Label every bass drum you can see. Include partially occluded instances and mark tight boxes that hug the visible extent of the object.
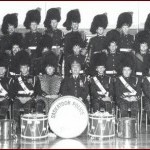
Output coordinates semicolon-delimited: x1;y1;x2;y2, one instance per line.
48;96;88;138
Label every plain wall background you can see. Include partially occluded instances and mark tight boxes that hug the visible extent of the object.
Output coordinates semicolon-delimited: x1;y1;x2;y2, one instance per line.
0;1;149;30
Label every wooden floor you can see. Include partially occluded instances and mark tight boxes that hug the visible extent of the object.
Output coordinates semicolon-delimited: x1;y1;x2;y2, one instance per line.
1;123;150;149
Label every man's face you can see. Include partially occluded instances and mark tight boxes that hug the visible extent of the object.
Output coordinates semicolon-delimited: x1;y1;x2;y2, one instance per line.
71;22;79;31
30;22;38;32
121;24;129;35
140;43;148;54
12;45;20;56
73;45;81;55
51;19;58;30
96;66;105;74
109;42;117;54
7;24;15;34
71;63;81;75
45;65;55;76
96;27;104;35
20;65;29;75
122;66;132;77
0;67;6;77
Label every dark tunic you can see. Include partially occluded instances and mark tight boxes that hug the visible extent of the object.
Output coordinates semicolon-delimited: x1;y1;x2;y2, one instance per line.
90;74;114;113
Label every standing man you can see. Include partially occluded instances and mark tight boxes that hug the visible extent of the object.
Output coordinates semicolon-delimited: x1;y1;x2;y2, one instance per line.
116;12;135;54
0;13;23;55
115;53;141;118
90;53;114;114
23;8;42;59
88;13;108;62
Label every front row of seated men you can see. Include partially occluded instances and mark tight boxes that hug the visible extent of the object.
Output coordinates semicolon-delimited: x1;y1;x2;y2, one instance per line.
0;50;150;134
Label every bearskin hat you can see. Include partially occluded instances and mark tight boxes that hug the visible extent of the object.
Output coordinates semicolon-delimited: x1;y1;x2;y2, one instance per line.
134;30;150;52
116;12;133;29
15;50;31;67
11;33;23;48
90;13;108;34
118;53;134;75
144;13;150;31
0;53;10;68
44;7;61;28
42;51;58;69
92;52;107;67
1;13;18;35
63;9;81;30
24;8;41;29
36;34;53;57
104;29;120;50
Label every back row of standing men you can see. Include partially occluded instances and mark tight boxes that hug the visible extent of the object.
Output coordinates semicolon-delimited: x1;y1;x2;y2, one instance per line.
1;8;150;133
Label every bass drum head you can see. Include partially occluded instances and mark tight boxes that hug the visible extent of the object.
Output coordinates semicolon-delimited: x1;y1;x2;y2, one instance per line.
48;96;88;138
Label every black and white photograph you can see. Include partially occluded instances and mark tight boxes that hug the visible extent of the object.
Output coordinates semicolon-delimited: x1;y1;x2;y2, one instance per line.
0;0;150;149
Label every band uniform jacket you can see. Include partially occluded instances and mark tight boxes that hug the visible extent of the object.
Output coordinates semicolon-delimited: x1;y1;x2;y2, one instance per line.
60;74;89;101
65;54;86;77
115;76;142;104
0;76;14;100
90;74;114;101
106;53;121;77
134;53;150;76
119;33;134;50
63;31;87;60
44;29;64;47
12;75;46;100
87;35;106;60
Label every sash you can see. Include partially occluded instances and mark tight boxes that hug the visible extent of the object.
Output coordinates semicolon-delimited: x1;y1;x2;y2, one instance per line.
135;53;143;62
18;77;34;95
146;76;150;83
119;76;137;96
0;83;8;96
93;76;109;97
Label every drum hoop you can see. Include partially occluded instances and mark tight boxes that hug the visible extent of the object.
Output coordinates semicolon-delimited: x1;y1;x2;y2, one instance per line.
21;118;48;121
88;133;115;138
89;115;115;119
21;135;48;139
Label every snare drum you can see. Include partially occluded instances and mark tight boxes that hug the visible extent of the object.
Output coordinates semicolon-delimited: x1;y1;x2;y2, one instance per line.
21;113;49;140
117;117;137;138
48;96;88;138
88;112;115;139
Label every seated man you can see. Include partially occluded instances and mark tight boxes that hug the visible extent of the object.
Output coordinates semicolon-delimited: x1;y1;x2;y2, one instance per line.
90;53;114;114
0;53;14;119
115;53;142;118
12;50;48;133
36;54;62;114
60;59;89;109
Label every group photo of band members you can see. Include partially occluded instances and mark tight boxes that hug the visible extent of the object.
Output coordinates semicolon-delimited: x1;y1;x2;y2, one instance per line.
1;4;150;139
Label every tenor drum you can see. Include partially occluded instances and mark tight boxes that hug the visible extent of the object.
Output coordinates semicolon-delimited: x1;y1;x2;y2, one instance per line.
21;113;49;140
0;119;16;140
88;112;115;139
117;117;137;138
48;96;88;138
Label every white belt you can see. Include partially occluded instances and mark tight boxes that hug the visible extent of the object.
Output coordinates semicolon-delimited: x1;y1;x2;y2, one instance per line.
120;48;131;52
136;72;142;76
97;91;109;97
28;46;37;50
52;46;60;49
106;71;116;75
